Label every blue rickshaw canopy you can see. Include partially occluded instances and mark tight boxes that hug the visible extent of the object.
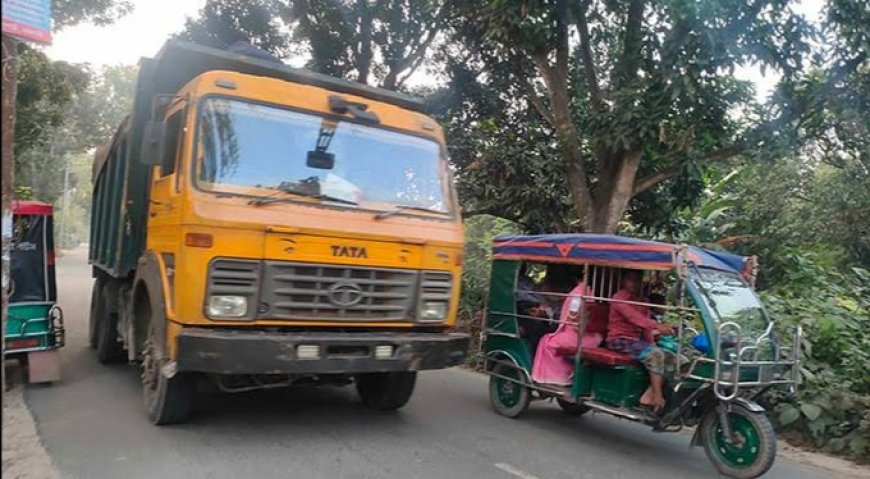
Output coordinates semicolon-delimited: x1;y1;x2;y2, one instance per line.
493;234;748;274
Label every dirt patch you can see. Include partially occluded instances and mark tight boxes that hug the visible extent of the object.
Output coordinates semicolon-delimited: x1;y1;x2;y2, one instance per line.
779;441;870;479
2;362;62;479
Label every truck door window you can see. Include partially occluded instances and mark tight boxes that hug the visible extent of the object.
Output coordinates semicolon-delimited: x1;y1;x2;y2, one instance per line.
161;111;183;177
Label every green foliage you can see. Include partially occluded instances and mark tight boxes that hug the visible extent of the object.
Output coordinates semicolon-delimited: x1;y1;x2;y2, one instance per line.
457;215;520;361
759;256;870;462
52;0;132;28
13;45;89;157
443;0;813;232
287;0;445;89
178;0;445;90
176;0;290;56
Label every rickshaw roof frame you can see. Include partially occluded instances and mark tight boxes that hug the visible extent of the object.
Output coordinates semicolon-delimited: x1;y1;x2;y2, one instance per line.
493;234;749;275
12;200;53;216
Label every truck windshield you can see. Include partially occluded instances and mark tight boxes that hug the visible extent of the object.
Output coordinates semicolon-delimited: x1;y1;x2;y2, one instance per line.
196;97;450;214
692;268;769;332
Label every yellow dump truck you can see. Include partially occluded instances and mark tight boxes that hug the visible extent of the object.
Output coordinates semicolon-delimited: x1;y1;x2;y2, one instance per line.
89;41;467;424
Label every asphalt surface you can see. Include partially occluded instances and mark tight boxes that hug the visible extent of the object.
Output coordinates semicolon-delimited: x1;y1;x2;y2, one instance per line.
23;246;838;479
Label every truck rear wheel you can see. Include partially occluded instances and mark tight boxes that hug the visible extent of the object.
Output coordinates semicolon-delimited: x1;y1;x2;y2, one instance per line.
88;279;104;349
356;372;417;411
95;283;125;363
142;323;195;425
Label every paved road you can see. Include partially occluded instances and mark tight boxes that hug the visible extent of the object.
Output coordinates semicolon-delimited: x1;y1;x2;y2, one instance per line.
24;247;838;479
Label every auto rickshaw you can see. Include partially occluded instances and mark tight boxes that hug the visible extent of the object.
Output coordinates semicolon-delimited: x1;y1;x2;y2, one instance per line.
479;234;801;479
4;200;65;383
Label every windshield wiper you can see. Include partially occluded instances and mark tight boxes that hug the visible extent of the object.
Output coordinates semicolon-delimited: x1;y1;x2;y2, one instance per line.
250;191;357;207
373;204;448;220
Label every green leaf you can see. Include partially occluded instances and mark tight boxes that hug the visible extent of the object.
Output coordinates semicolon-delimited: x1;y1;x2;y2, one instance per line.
779;406;801;426
800;403;823;421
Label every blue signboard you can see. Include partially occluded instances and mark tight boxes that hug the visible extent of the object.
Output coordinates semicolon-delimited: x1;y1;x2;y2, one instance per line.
2;0;52;44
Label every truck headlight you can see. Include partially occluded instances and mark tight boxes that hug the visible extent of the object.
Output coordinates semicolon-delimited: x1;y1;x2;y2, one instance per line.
420;301;447;322
207;295;248;318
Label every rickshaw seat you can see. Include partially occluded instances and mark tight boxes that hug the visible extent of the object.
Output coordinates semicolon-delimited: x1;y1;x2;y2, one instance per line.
581;347;637;367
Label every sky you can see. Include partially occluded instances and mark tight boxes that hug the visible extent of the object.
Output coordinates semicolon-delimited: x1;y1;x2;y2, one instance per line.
45;0;827;99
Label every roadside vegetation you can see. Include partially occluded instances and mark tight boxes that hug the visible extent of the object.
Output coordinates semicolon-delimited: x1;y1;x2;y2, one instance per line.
12;0;866;463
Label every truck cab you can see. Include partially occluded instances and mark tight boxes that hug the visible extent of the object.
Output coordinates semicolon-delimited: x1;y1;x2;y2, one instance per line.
89;41;468;424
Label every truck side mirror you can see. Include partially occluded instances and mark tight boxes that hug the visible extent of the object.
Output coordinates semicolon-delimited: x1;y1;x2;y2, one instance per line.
141;120;168;166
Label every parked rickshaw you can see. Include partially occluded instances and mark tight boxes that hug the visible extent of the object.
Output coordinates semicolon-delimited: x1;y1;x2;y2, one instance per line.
479;234;801;479
4;200;65;383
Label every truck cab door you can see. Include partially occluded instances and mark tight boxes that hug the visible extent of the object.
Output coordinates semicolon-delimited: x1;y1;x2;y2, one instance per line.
147;109;185;250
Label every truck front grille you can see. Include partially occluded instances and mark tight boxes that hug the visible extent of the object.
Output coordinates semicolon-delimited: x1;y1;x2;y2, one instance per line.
260;261;418;321
208;259;260;296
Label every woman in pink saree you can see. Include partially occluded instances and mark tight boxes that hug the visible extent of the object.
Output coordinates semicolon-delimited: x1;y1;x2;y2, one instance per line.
531;281;601;385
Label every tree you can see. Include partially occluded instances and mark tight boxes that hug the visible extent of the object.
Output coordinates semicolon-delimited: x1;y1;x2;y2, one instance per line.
13;45;89;157
178;0;446;90
445;0;812;233
14;61;136;206
53;0;133;28
286;0;446;89
176;0;290;57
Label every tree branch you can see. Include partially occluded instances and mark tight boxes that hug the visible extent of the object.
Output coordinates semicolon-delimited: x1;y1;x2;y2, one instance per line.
632;142;749;195
576;0;604;111
520;78;556;127
615;0;644;89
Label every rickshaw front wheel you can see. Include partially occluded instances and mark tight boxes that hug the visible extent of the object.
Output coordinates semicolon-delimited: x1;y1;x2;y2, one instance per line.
488;363;530;418
700;403;776;479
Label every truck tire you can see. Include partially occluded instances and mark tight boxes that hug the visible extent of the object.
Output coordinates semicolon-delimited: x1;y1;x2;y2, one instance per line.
142;322;195;425
356;372;417;411
95;283;125;363
88;279;104;349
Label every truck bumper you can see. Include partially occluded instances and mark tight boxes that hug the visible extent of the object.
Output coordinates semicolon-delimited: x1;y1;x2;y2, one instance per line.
175;328;470;375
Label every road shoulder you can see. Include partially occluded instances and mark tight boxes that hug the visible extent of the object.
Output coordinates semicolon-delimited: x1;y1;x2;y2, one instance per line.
3;362;62;479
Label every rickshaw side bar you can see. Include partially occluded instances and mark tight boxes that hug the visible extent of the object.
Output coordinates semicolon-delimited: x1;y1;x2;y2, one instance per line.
512;290;699;312
714;321;741;401
491;254;675;271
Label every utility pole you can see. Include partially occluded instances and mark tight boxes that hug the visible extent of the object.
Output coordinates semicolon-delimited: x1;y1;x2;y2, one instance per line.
59;153;70;247
2;34;19;396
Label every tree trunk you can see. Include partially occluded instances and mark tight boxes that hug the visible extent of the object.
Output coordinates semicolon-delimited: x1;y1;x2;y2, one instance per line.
355;0;373;85
589;149;643;233
532;53;594;230
2;34;19;404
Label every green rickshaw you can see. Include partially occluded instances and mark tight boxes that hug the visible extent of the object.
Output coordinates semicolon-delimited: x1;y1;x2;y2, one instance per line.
4;200;65;383
479;234;801;479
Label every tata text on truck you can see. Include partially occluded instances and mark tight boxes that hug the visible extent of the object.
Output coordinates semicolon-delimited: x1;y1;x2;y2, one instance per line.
89;41;468;424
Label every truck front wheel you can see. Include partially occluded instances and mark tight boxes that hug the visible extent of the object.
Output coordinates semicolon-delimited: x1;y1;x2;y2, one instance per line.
355;372;417;411
142;323;195;425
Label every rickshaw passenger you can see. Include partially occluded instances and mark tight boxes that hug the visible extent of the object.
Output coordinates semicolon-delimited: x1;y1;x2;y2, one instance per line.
531;279;602;386
516;299;552;355
606;271;674;412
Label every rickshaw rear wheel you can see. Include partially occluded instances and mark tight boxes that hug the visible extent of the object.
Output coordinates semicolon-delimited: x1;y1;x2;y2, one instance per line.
557;398;589;416
488;363;530;418
701;404;776;479
355;371;417;411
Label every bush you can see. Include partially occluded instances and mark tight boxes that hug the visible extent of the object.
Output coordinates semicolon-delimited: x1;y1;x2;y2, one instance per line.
456;215;520;364
760;253;870;462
